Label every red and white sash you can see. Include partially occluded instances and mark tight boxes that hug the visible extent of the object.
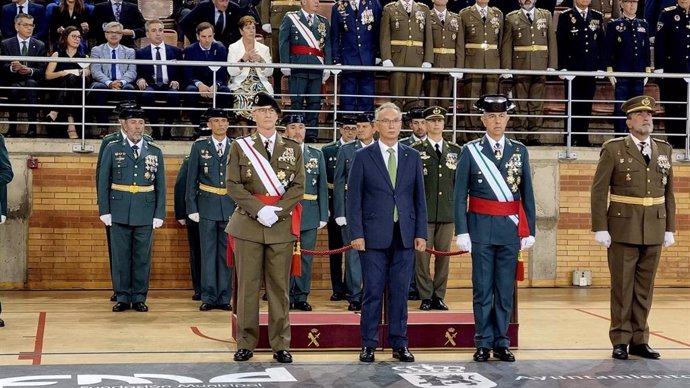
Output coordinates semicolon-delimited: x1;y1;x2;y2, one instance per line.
287;12;325;64
237;137;286;196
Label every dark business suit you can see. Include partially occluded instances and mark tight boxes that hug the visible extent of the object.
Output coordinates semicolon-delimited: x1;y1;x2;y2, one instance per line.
346;141;428;349
179;0;245;48
91;0;145;47
174;156;202;298
182;41;232;126
1;2;47;42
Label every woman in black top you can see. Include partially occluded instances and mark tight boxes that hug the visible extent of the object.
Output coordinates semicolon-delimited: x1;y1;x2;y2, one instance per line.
49;0;90;51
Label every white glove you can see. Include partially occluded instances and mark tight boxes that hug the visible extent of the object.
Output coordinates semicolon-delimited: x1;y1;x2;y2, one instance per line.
322;69;331;83
375;57;382;65
653;69;663;74
153;218;164;229
0;215;5;224
663;232;675;248
262;23;272;34
450;72;464;79
382;59;394;67
177;219;186;226
595;70;605;79
257;205;282;228
318;221;327;229
456;233;471;253
335;216;347;226
558;69;567;80
546;67;556;72
421;62;432;68
500;73;513;79
608;76;616;86
594;231;612;248
643;77;648;86
281;68;291;76
100;214;112;226
520;235;535;250
188;212;200;223
649;36;655;45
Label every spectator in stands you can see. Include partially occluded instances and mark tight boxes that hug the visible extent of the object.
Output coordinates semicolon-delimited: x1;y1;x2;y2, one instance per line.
645;0;674;38
183;22;231;133
135;19;183;140
1;1;47;42
89;21;136;138
49;0;90;51
0;13;46;138
227;15;273;131
172;0;202;44
44;26;89;139
91;0;145;48
180;0;246;48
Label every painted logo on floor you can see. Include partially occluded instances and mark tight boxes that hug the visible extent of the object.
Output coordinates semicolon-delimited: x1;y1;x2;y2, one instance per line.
394;365;497;387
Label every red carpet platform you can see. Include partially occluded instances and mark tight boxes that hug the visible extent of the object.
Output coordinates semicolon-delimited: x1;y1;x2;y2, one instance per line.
231;311;518;350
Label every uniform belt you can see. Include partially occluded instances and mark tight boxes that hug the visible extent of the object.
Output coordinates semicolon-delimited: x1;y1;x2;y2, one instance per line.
609;194;665;207
327;183;334;189
433;48;456;54
465;43;498;50
513;45;548;52
111;184;154;193
199;183;227;195
271;0;298;6
390;39;423;47
290;45;324;58
303;194;318;200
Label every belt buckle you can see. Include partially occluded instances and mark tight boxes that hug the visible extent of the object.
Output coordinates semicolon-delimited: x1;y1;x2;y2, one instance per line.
481;42;489;50
407;40;413;47
642;197;653;206
129;186;138;194
531;45;537;52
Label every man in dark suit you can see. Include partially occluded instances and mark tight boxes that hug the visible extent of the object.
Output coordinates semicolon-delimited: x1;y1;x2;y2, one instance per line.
182;22;231;131
179;0;246;48
135;19;184;140
454;94;536;362
174;155;202;301
0;13;46;138
347;102;428;363
1;0;47;42
0;133;13;328
91;0;145;47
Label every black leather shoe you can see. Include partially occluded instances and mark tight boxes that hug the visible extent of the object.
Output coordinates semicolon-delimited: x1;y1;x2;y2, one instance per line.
493;347;516;362
192;293;201;301
199;303;213;311
330;292;344;301
348;301;361;311
110;293;117;302
629;344;660;359
273;349;293;363
112;302;130;312
0;318;4;327
132;302;148;312
612;344;628;360
359;347;375;362
217;304;232;311
419;299;432;310
233;348;253;361
473;347;491;362
392;347;415;362
431;298;449;310
293;301;312;311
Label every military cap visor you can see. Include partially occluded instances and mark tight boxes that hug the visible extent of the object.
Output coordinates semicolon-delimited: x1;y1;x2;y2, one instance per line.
281;114;305;125
252;92;281;113
407;107;427;120
356;112;375;123
622;96;655;114
121;108;146;120
338;114;358;125
204;108;229;119
424;106;447;120
475;94;516;112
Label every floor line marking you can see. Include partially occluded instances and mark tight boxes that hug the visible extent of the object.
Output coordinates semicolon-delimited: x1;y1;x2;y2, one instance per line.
190;326;236;344
17;311;46;365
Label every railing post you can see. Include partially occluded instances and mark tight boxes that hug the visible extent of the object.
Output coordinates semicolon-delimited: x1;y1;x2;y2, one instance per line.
331;67;341;142
682;77;690;162
559;75;577;160
450;72;463;144
209;65;221;108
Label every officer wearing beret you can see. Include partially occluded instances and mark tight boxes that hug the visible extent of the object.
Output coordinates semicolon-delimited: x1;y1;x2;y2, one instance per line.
454;95;536;362
98;108;166;313
0;133;13;328
226;92;304;363
400;107;428;147
174;155;202;301
411;106;461;311
282;114;328;311
591;95;676;360
186;108;236;311
320;114;358;302
606;0;651;135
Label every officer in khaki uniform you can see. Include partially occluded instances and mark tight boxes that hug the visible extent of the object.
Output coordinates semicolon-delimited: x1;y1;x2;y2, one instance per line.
380;0;434;110
424;0;462;109
261;0;301;66
457;0;504;131
591;96;676;361
501;0;557;145
411;106;461;311
226;92;305;364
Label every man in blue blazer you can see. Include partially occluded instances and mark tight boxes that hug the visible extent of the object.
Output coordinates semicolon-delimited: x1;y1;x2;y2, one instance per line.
1;0;47;42
179;0;246;48
135;19;184;140
454;94;536;363
91;0;145;47
346;102;428;363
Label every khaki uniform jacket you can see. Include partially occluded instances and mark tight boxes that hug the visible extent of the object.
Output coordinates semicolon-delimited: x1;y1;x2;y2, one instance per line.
411;139;462;223
591;137;676;245
261;0;301;29
457;5;503;69
225;133;305;244
428;8;462;68
501;8;557;70
380;0;434;66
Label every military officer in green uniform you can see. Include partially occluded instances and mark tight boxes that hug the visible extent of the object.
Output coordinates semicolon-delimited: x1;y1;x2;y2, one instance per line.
174;156;202;301
283;114;328;311
322;114;358;302
226;92;305;364
186;108;236;311
97;108;166;313
380;0;434;110
0;133;13;328
411;106;461;311
591;95;676;361
425;0;462;109
400;107;428;146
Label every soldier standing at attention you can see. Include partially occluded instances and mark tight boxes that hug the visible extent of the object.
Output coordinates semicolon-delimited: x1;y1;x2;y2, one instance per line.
283;114;328;311
411;106;461;311
279;0;332;142
261;0;301;84
0;133;13;328
591;96;675;361
380;0;434;110
174;156;202;301
227;92;304;363
98;108;166;313
186;108;236;312
457;0;504;133
425;0;461;110
321;114;358;302
501;0;557;145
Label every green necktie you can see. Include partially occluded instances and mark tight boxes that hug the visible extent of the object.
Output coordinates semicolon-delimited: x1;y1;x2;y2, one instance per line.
387;148;398;222
21;41;28;56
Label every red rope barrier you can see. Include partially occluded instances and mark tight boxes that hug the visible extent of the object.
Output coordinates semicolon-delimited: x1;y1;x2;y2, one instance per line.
300;245;467;257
